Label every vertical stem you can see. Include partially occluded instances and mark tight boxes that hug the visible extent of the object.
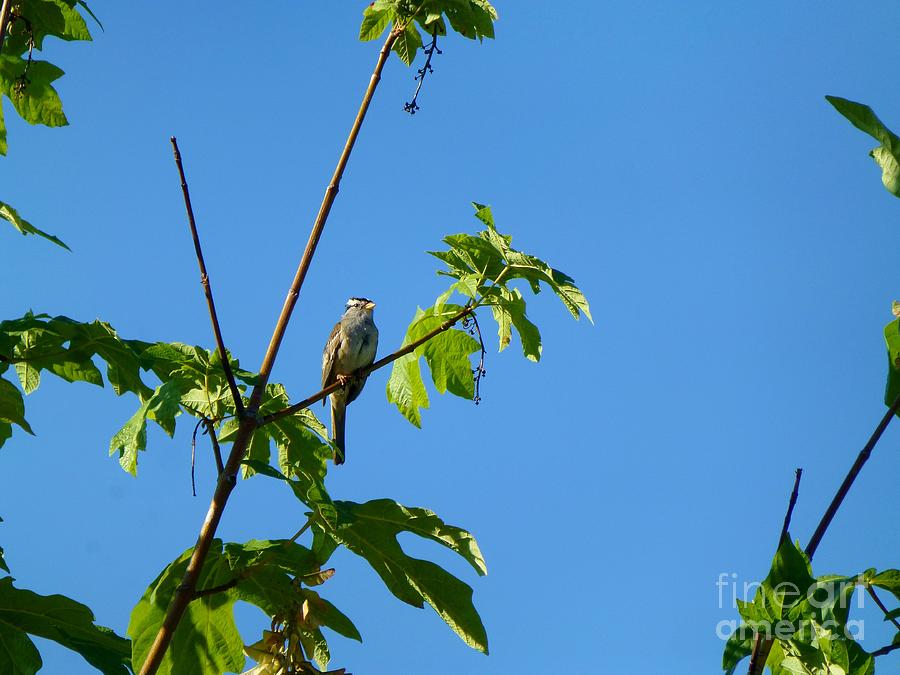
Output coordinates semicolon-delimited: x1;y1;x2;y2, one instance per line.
138;29;400;675
0;0;13;56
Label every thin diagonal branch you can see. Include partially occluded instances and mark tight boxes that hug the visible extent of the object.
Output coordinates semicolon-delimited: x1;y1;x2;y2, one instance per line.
0;0;12;55
170;137;245;420
749;392;900;675
805;389;900;559
866;585;900;633
138;29;401;675
262;304;474;426
871;643;900;658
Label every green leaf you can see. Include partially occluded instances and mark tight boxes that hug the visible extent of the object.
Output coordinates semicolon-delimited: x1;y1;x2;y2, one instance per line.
109;381;183;475
870;569;900;601
386;351;429;427
392;21;423;65
487;287;542;361
721;627;753;674
128;541;243;675
407;305;480;399
0;56;68;127
0;376;33;439
0;200;69;249
18;0;93;48
0;577;132;675
826;95;900;198
883;318;900;414
316;499;488;653
14;363;40;395
359;5;393;41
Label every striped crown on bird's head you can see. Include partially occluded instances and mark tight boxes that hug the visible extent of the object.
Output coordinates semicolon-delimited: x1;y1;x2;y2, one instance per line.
345;297;376;311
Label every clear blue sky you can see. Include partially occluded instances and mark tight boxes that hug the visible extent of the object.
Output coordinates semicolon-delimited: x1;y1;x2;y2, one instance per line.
2;2;899;673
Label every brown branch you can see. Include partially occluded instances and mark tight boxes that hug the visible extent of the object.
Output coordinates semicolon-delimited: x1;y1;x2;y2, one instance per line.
866;585;900;633
262;304;474;426
805;389;900;559
170;137;245;420
204;418;225;476
138;30;400;675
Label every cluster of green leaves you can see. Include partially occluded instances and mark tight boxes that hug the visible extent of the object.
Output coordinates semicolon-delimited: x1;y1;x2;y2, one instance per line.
0;312;151;450
387;202;591;426
828;97;900;416
359;0;498;65
722;536;900;675
128;498;486;674
0;543;132;674
1;0;98;247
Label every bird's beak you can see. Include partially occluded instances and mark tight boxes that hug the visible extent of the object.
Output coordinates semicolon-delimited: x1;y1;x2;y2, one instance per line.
365;300;376;310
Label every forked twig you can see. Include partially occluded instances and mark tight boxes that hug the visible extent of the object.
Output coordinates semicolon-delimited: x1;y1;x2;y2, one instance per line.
170;137;245;420
139;29;403;675
749;392;900;674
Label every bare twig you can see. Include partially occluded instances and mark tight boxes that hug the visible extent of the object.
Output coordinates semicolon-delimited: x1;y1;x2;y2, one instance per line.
805;390;900;559
0;0;12;55
170;137;245;420
262;304;474;426
747;469;804;675
779;468;802;543
138;30;401;675
866;585;900;633
749;392;900;674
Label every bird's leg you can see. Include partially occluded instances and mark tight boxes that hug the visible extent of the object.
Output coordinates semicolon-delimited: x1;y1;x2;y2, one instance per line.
336;373;353;388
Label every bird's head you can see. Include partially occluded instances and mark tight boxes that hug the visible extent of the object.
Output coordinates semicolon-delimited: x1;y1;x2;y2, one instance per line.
345;297;376;312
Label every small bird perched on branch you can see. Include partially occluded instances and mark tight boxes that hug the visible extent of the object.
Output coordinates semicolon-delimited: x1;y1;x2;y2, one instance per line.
321;297;378;464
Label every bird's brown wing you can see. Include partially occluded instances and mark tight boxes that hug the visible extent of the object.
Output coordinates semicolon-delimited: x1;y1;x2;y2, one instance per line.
321;320;342;391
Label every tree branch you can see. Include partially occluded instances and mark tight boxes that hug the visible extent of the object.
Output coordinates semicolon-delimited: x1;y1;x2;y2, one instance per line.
871;643;900;658
866;585;900;633
170;137;245;420
805;390;900;559
261;304;474;426
748;391;900;675
138;30;401;675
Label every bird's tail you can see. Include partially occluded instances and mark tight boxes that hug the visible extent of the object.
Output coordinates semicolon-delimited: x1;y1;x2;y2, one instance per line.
331;399;346;465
